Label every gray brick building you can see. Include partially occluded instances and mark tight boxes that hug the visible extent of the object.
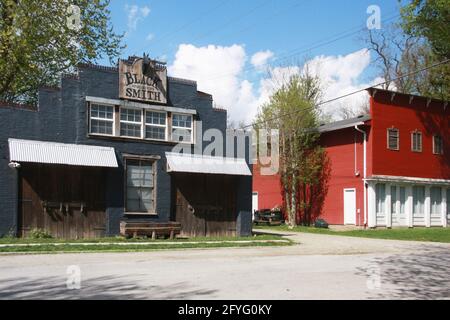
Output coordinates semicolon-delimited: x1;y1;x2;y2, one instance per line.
0;56;252;238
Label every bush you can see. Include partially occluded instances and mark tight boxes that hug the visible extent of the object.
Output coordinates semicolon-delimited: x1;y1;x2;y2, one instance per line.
28;228;53;239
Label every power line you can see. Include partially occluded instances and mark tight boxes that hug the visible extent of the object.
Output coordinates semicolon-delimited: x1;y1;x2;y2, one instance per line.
205;12;400;81
242;58;450;129
190;0;273;43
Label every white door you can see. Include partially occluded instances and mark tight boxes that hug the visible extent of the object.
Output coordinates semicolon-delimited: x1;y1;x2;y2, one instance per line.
252;192;258;219
344;189;356;225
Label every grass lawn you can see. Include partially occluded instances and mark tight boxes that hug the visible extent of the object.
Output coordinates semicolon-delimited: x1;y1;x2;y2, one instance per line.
255;224;450;243
0;234;292;253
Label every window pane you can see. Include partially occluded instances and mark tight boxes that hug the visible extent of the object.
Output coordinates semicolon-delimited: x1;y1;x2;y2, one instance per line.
412;132;422;152
91;104;113;119
91;119;113;135
376;184;386;214
146;126;166;140
430;187;442;214
173;114;192;128
447;189;450;215
172;128;192;143
121;108;141;122
388;129;398;150
434;136;443;154
391;186;397;214
399;187;406;214
121;123;141;137
146;111;166;125
413;186;425;215
126;161;154;212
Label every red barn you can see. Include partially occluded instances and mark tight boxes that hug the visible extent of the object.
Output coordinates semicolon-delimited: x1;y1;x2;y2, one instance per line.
252;88;450;228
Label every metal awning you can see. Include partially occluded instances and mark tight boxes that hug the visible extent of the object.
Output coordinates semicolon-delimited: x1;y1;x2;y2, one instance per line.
8;138;118;168
165;152;251;176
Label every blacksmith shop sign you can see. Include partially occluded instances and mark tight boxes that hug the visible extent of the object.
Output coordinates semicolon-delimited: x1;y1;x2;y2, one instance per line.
119;56;168;104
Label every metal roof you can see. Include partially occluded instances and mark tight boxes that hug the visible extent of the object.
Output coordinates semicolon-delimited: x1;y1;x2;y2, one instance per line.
317;114;371;133
8;139;118;168
165;152;251;176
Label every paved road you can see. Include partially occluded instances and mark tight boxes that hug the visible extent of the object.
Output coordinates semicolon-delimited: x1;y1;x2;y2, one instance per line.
0;231;449;299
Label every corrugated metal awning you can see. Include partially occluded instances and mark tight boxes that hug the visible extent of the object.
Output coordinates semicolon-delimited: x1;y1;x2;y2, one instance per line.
8;139;118;168
165;152;251;176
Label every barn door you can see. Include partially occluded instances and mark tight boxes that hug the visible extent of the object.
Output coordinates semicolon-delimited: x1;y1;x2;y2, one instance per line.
343;189;356;225
173;173;237;237
19;164;107;239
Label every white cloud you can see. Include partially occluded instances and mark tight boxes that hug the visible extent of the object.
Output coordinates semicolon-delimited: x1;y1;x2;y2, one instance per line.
125;4;151;31
250;50;274;69
169;44;253;122
169;44;377;124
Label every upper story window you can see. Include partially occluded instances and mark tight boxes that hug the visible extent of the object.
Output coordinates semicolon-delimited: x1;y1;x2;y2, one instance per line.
88;101;194;144
387;128;399;150
172;113;193;143
120;108;142;138
411;131;422;152
145;111;167;141
90;104;114;135
433;135;443;155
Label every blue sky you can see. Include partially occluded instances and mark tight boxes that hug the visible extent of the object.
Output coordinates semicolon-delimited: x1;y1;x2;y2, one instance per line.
103;0;406;123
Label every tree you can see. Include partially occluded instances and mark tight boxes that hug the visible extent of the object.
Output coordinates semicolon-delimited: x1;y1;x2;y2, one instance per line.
364;21;450;100
0;0;124;104
255;70;330;227
401;0;450;59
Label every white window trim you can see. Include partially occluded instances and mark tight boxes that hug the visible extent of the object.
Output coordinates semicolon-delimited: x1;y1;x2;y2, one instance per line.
387;128;399;151
411;131;422;152
89;102;115;137
433;135;443;155
120;107;144;139
172;113;194;144
144;110;168;142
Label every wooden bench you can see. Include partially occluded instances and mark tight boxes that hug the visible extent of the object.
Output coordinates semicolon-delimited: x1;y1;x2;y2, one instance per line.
120;221;181;239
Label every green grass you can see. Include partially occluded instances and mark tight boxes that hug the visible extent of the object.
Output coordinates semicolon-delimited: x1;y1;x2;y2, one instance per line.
255;224;450;243
0;234;292;253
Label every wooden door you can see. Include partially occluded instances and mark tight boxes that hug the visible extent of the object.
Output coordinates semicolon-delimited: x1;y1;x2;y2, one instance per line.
173;173;237;237
19;164;107;239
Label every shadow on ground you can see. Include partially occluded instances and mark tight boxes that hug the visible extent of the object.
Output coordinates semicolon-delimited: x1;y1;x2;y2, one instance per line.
0;275;217;300
357;245;450;299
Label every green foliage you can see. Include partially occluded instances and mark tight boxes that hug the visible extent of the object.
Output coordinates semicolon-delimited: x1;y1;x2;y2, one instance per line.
28;228;53;239
401;0;450;59
0;0;124;104
255;69;329;227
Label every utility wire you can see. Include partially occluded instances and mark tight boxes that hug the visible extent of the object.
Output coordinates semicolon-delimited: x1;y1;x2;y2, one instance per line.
205;12;400;81
241;58;450;129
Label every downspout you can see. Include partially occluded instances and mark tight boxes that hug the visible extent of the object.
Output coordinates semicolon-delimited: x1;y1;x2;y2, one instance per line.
354;125;367;227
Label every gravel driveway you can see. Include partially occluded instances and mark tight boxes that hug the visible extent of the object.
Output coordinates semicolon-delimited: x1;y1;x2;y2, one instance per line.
0;231;449;300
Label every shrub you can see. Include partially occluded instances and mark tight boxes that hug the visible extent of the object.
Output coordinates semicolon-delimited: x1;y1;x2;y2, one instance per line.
28;228;53;239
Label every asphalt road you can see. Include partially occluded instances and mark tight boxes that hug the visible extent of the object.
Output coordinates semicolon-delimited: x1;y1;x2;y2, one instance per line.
0;231;449;299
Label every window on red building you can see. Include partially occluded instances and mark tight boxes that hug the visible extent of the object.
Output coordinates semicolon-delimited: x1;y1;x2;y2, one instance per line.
433;135;443;155
387;128;399;150
411;131;422;152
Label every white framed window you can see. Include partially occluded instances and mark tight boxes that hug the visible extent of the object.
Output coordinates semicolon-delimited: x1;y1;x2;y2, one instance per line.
375;183;386;214
391;185;397;214
411;131;422;152
120;108;142;138
145;111;167;141
172;113;193;143
125;158;156;214
399;186;406;214
413;186;425;215
430;187;442;215
387;128;399;150
433;135;443;155
90;103;114;135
